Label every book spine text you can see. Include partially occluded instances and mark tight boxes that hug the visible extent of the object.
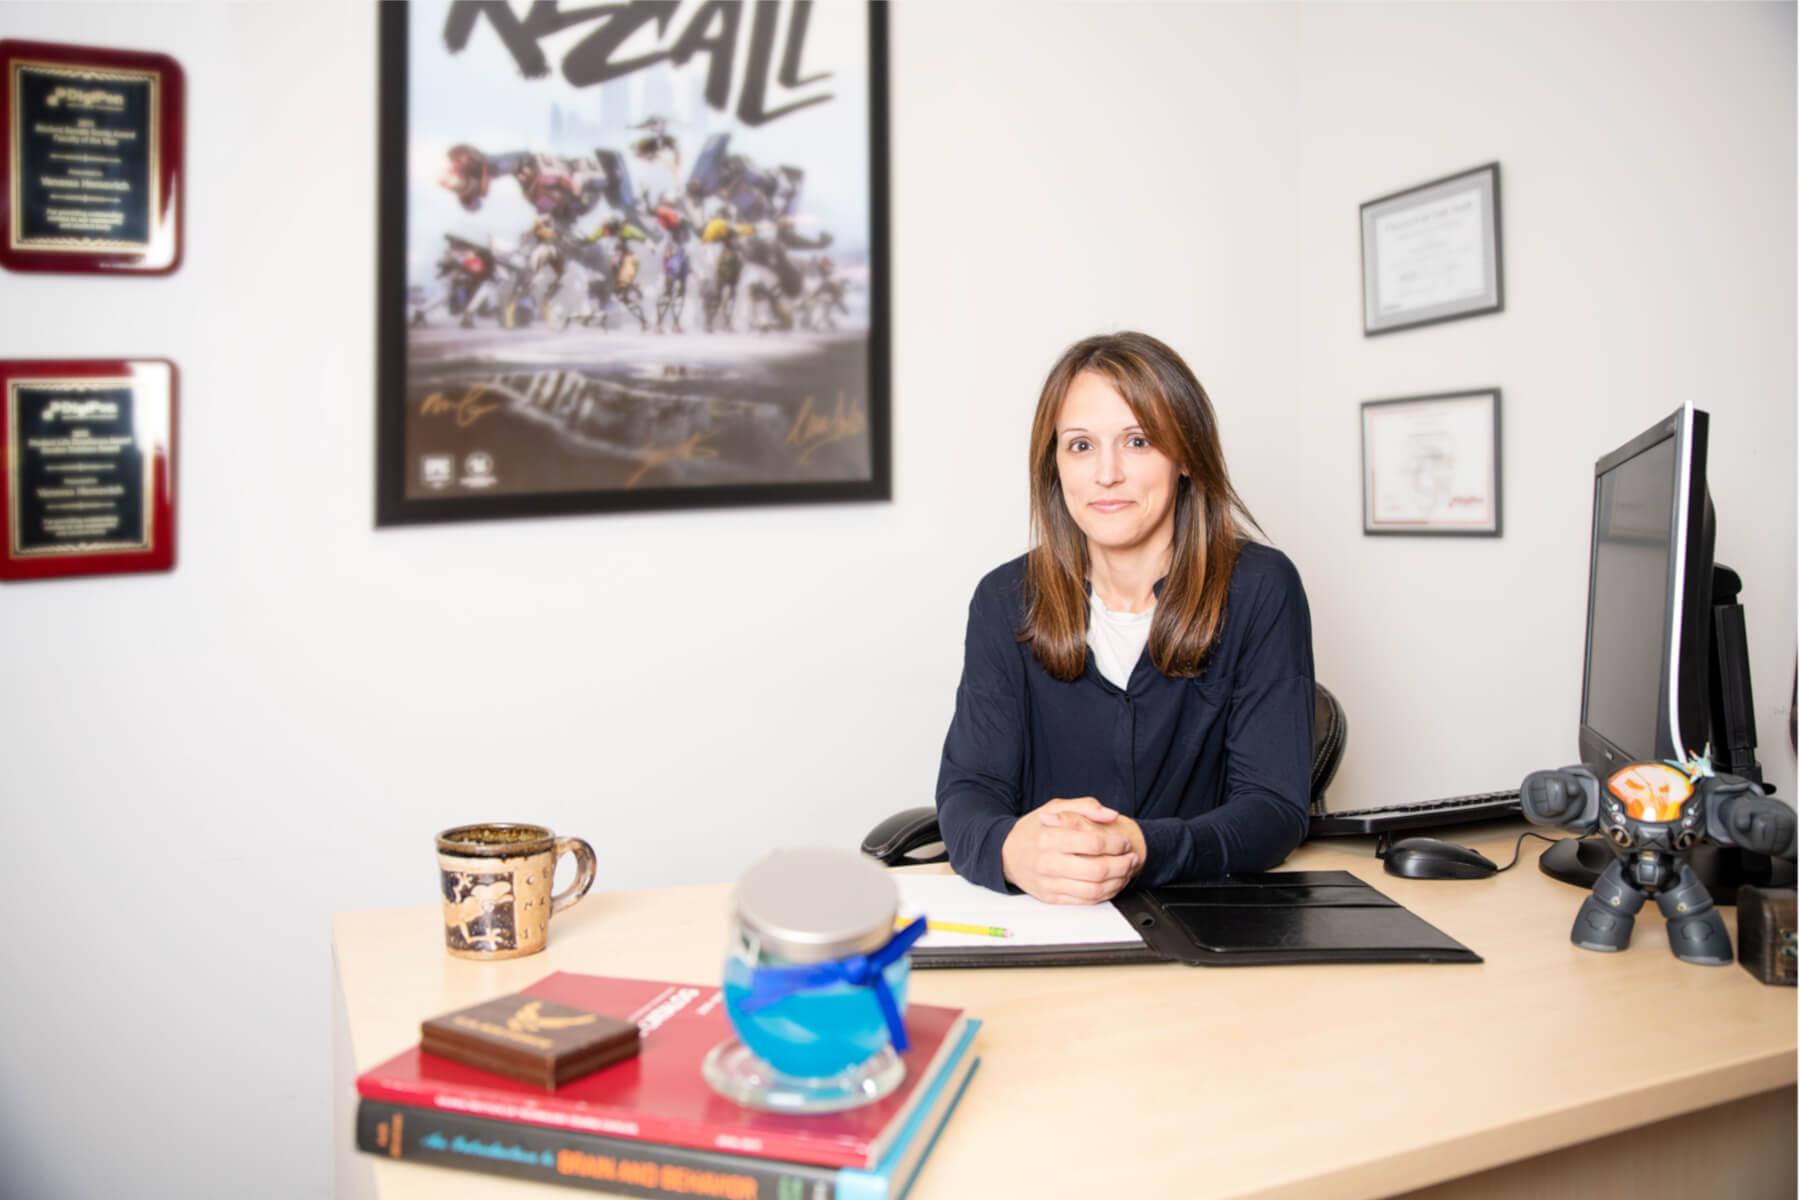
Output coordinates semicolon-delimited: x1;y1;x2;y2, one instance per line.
354;1077;868;1169
356;1099;841;1200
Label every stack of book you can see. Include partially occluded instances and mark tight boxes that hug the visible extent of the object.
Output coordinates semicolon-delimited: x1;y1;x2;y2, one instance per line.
355;971;980;1200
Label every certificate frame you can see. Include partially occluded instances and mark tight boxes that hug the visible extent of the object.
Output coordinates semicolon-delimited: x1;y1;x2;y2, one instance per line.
1360;389;1501;538
1360;162;1502;336
0;39;185;275
374;1;891;527
0;358;178;580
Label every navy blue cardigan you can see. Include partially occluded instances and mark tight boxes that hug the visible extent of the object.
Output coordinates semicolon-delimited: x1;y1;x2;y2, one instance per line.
934;542;1315;893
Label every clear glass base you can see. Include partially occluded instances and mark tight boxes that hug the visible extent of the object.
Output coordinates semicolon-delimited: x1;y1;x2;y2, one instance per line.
701;1038;905;1113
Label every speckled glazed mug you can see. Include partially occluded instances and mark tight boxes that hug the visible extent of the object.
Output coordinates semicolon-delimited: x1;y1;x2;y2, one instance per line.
436;823;597;961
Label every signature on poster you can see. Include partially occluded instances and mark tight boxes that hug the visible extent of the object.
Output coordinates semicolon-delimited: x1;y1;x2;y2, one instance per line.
421;388;502;428
628;429;720;488
785;392;865;464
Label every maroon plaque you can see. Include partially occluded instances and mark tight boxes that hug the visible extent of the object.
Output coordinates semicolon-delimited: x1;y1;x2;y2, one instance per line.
0;40;184;274
0;359;177;581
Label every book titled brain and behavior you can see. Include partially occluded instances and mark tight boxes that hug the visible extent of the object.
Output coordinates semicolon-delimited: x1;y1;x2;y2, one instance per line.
355;971;971;1172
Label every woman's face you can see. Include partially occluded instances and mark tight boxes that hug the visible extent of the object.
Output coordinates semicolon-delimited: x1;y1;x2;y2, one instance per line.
1054;371;1182;559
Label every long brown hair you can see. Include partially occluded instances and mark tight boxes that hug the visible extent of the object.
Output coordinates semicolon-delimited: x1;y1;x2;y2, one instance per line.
1022;331;1260;682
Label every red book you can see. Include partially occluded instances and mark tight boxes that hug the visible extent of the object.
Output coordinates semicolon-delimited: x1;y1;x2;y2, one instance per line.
356;972;969;1171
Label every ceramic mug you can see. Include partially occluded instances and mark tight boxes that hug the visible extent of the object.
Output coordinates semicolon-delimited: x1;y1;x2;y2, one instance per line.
436;823;597;960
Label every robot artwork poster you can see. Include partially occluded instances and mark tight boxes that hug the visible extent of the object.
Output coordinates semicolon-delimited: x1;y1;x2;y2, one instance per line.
375;1;887;523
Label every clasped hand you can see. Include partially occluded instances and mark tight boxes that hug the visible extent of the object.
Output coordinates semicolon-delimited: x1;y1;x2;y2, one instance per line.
1001;796;1146;905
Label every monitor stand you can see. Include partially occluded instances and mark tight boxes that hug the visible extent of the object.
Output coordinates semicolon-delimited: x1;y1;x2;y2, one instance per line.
1539;837;1796;907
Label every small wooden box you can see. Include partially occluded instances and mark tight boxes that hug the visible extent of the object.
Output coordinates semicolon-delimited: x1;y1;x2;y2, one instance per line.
1736;886;1797;987
421;992;639;1089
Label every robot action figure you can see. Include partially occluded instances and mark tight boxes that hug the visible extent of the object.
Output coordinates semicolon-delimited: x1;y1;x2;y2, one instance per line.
1521;760;1797;964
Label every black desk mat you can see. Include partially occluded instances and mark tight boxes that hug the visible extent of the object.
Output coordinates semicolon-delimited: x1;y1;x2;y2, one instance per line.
1115;870;1481;965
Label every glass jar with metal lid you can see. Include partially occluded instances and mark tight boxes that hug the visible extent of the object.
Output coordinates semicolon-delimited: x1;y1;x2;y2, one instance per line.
702;847;926;1112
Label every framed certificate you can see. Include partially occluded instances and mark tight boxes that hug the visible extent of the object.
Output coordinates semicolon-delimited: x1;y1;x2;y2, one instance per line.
1360;163;1502;336
1361;389;1502;537
375;1;890;526
0;359;177;580
0;39;185;275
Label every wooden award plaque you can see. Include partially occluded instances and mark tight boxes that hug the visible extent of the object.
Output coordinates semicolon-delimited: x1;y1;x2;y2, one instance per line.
0;359;177;581
0;39;184;274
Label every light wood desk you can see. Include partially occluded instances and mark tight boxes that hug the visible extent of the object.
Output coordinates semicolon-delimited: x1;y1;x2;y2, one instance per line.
334;825;1796;1200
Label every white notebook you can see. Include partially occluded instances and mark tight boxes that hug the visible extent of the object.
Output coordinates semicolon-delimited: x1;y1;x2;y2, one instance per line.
896;873;1142;950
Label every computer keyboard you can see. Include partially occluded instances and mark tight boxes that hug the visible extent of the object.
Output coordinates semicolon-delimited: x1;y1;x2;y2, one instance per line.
1308;789;1524;838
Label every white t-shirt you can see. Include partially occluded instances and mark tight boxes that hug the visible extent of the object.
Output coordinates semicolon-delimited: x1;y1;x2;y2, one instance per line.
1089;591;1154;690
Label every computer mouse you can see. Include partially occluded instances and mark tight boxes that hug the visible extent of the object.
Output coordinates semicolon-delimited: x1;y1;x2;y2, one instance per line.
1383;837;1499;880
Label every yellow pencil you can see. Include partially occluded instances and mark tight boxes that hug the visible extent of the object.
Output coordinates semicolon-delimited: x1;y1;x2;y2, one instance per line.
899;917;1013;938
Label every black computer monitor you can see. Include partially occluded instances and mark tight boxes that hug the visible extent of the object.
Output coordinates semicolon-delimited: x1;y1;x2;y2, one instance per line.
1544;404;1786;901
1577;404;1714;775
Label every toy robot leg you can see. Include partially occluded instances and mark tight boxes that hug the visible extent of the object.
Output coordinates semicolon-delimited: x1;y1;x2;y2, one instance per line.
1656;865;1733;966
1570;860;1645;952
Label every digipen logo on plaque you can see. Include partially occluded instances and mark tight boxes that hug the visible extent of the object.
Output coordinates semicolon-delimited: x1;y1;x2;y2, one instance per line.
0;359;177;582
420;453;453;490
0;39;185;275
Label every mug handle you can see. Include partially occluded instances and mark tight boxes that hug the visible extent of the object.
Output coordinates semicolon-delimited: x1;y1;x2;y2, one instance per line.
550;836;597;916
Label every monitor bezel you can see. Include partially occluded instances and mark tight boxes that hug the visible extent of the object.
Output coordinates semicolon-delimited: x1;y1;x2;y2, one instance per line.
1577;405;1712;777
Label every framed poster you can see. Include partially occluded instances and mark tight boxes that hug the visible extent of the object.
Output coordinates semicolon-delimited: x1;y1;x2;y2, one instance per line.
1360;162;1502;336
375;1;890;526
1360;389;1501;537
0;39;184;275
0;358;177;581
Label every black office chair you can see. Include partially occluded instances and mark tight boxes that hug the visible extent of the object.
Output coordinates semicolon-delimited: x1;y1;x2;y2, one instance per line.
861;682;1349;866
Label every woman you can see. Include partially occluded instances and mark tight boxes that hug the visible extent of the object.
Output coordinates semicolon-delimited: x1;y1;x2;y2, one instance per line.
936;331;1314;903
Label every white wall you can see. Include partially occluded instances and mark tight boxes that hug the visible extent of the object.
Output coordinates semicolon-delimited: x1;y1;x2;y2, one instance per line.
0;4;1791;1199
0;4;1302;1198
1293;1;1797;809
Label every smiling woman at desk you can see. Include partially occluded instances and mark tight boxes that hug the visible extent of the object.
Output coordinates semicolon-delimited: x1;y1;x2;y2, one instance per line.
937;331;1314;905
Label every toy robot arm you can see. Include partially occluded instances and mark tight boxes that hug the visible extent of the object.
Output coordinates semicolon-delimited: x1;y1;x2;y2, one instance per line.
1520;766;1601;833
1702;776;1798;860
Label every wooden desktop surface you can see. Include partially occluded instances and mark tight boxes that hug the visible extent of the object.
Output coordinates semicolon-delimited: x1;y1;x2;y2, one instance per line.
333;824;1796;1200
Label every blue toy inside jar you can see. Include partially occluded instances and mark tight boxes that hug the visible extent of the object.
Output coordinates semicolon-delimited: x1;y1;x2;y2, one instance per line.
723;943;914;1078
704;847;927;1111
